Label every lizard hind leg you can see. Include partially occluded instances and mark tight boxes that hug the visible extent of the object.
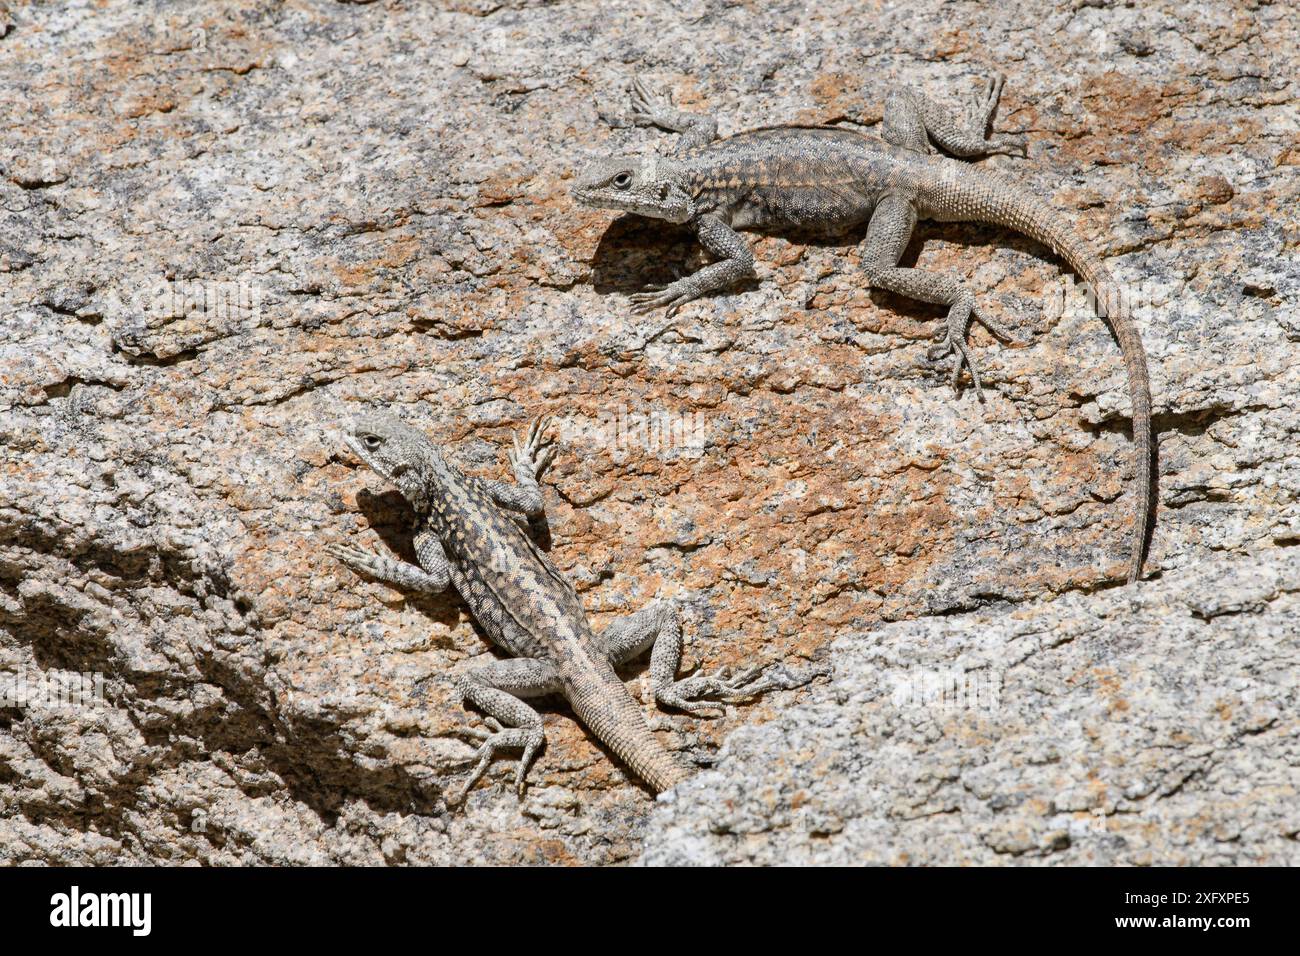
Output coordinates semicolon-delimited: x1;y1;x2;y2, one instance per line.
881;88;931;153
603;599;806;717
451;658;560;801
861;194;1019;402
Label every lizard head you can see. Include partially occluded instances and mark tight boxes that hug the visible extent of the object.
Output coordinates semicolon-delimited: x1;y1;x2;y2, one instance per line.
572;156;695;224
344;412;440;508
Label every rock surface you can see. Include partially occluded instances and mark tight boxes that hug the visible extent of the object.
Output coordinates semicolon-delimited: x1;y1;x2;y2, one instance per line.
643;551;1300;865
0;1;1296;865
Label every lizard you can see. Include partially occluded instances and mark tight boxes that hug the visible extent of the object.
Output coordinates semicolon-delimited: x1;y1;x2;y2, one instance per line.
572;74;1154;584
327;411;807;799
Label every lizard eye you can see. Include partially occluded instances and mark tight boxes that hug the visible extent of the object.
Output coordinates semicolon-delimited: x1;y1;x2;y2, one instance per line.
612;172;632;190
361;434;382;450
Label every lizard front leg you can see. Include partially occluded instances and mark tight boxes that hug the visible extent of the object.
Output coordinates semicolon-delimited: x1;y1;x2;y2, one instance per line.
328;527;451;593
627;76;718;153
603;600;807;717
481;415;555;519
451;657;560;801
861;194;1019;401
883;73;1026;158
628;214;754;316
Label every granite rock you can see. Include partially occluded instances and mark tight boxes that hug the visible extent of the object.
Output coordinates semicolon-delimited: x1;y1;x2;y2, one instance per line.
0;0;1296;865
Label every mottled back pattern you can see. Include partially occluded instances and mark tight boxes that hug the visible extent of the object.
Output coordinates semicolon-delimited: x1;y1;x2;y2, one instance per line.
427;465;594;656
680;126;911;229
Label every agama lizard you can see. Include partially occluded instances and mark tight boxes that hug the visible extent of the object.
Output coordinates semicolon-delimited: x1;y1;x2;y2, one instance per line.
328;412;804;798
573;75;1154;583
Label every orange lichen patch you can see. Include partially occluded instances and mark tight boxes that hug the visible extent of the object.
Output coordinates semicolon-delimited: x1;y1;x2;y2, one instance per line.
378;235;420;269
757;235;806;268
1081;74;1193;135
120;93;178;118
474;166;525;208
1164;116;1264;156
801;71;870;125
669;75;708;111
932;29;969;60
325;259;370;290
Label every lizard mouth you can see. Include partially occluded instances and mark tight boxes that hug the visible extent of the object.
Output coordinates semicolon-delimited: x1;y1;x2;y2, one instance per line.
571;185;612;209
572;187;667;220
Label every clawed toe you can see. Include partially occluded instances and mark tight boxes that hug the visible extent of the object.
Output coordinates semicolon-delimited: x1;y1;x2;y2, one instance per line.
328;543;380;575
658;660;803;715
658;692;726;718
987;74;1005;104
951;341;985;401
629;287;690;315
454;720;544;801
629;76;669;125
929;331;985;402
991;134;1028;158
728;662;822;696
973;307;1018;344
511;415;556;477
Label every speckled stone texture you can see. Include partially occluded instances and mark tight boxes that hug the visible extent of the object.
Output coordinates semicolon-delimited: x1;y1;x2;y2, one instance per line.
642;551;1300;865
1;0;1296;865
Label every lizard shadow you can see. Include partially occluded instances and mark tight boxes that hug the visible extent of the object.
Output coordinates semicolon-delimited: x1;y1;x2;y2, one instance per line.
590;215;1050;327
354;488;463;632
589;214;761;301
795;221;1044;312
897;220;1152;403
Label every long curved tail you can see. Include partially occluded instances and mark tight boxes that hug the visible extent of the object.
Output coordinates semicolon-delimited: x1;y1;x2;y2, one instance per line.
931;163;1154;582
566;664;692;793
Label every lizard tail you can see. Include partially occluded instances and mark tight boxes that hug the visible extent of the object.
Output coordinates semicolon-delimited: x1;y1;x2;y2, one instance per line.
565;664;693;793
931;163;1155;583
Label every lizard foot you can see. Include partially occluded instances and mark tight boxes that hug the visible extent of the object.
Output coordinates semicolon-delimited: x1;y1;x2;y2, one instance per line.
629;75;672;127
987;133;1028;158
327;542;385;576
629;282;695;316
728;661;828;696
451;718;545;802
927;296;1021;402
656;662;802;717
510;414;556;480
966;74;1027;157
966;73;1004;130
327;543;422;588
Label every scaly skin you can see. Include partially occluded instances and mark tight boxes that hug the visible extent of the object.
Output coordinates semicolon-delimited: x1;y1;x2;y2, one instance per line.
573;74;1154;583
328;412;811;799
